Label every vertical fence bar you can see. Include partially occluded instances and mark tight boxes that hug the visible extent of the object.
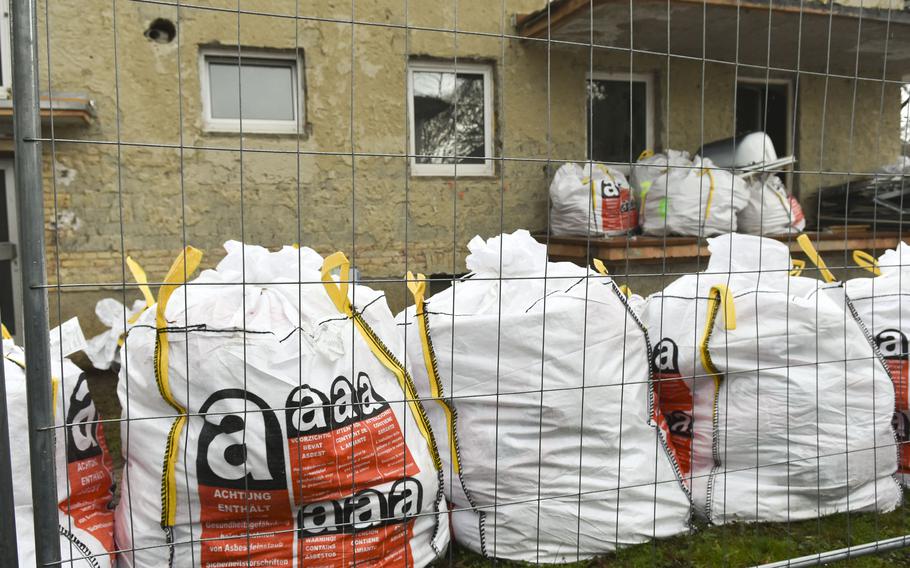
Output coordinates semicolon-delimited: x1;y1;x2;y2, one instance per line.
0;308;19;568
11;0;60;566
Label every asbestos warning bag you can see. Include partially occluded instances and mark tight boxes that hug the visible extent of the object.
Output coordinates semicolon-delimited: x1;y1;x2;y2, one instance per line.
842;243;910;485
549;163;638;236
640;233;902;523
737;174;806;235
632;151;749;237
114;242;448;568
4;338;116;567
396;230;690;563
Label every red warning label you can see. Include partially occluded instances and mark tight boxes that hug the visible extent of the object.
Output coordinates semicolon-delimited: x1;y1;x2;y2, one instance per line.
600;184;638;235
61;441;115;551
296;477;423;568
61;374;115;556
195;388;296;568
286;374;419;504
885;358;910;476
298;520;414;568
788;195;805;228
198;486;295;567
655;377;694;477
651;338;694;478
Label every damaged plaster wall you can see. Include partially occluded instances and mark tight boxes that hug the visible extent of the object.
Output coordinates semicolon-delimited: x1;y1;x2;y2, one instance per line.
33;0;903;331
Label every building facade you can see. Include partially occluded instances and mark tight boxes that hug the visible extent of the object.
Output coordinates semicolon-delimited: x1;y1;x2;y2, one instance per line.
0;0;907;334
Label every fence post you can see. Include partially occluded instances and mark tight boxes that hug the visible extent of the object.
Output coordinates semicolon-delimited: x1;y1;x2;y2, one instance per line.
11;0;61;566
0;307;18;567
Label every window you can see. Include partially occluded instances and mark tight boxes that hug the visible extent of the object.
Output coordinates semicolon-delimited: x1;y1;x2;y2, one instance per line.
587;73;654;164
0;0;11;97
736;78;793;157
200;49;304;134
408;61;494;176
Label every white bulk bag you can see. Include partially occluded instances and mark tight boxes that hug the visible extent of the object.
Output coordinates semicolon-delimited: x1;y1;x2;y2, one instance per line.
641;233;901;523
633;152;749;236
549;163;637;236
844;243;910;485
397;230;690;563
738;174;806;235
630;150;692;199
115;242;448;568
85;298;147;371
5;340;116;568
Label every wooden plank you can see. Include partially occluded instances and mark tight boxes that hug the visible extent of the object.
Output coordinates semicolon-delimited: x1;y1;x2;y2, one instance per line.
0;108;92;124
515;0;593;39
515;0;909;40
534;231;905;264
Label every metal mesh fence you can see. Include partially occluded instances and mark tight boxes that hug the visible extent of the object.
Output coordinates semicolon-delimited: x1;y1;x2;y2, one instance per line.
5;0;910;566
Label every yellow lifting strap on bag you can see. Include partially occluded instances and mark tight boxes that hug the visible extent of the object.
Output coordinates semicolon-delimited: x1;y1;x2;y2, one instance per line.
699;167;716;222
51;377;59;420
406;272;461;474
796;234;837;283
699;285;735;432
853;250;882;276
592;258;632;297
699;285;736;376
1;324;10;340
638;149;655;161
321;252;441;471
115;256;158;348
790;259;806;277
155;246;203;529
126;256;155;319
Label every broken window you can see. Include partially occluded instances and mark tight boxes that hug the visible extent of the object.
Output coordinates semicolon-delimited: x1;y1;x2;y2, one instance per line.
408;62;494;176
587;74;653;164
735;79;792;157
902;83;910;148
201;49;304;134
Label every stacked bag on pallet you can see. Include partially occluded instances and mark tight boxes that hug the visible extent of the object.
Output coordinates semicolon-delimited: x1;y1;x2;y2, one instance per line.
640;233;901;523
842;243;910;485
5;334;116;567
115;242;448;568
737;174;806;235
632;151;749;236
698;132;805;236
397;230;690;563
549;163;638;236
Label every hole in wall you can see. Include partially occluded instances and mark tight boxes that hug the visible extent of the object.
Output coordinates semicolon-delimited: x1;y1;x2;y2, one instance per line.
144;18;176;44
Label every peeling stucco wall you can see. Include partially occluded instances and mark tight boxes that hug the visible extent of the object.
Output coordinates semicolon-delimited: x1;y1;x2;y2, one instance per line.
31;0;903;331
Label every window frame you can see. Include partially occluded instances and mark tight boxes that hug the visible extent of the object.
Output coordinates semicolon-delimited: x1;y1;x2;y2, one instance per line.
407;61;495;177
585;71;655;164
0;0;12;97
199;47;305;134
735;76;794;158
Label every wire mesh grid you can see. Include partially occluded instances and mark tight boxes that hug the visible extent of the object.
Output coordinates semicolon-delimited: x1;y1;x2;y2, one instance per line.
5;0;910;567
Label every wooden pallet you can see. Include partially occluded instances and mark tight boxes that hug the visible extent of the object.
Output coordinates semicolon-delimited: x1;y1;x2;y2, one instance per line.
533;229;906;264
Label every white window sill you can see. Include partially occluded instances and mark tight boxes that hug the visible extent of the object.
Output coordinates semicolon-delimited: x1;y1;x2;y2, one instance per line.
202;121;303;135
410;161;495;178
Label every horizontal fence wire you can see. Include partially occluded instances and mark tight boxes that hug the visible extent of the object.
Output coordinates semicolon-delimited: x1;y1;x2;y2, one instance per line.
5;0;910;567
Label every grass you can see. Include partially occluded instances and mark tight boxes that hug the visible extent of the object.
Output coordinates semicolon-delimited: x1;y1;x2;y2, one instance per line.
83;366;910;567
443;505;910;567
